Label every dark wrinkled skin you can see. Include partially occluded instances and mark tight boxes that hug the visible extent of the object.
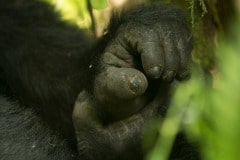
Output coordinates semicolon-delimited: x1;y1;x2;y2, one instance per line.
77;14;193;121
73;87;165;160
73;6;194;160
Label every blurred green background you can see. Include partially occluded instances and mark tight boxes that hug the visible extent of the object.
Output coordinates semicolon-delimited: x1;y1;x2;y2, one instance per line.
44;0;240;160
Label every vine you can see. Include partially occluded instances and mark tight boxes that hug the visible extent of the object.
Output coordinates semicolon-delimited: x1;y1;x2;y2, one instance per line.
188;0;208;26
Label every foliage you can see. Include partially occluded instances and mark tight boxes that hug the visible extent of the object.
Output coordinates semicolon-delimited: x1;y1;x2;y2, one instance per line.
187;0;207;26
44;0;108;29
90;0;108;9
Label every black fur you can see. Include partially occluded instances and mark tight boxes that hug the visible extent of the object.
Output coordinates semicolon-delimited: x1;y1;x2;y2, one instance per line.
0;0;92;158
0;96;78;159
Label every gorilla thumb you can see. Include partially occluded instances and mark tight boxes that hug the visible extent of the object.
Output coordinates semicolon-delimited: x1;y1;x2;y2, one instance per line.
97;67;148;99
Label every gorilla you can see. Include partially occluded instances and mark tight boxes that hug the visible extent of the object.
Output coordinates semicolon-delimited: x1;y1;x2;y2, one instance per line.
0;0;198;160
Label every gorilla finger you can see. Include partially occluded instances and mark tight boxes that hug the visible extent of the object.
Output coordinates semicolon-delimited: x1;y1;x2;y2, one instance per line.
73;91;102;129
161;36;179;81
139;33;164;79
141;83;170;118
175;35;193;80
107;67;148;99
95;67;148;100
120;25;164;79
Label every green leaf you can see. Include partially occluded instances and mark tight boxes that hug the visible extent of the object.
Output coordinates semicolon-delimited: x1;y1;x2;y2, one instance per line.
90;0;108;10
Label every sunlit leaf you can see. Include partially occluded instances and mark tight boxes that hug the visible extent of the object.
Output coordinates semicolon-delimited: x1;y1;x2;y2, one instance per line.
44;0;92;29
90;0;108;10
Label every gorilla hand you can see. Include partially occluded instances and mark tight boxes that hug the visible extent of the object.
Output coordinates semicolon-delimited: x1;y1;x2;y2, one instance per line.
73;4;193;159
92;4;193;121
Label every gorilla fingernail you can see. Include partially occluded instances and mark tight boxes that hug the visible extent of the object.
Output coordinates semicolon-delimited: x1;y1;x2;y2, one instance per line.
128;75;148;95
177;70;191;80
148;66;162;79
163;71;176;82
